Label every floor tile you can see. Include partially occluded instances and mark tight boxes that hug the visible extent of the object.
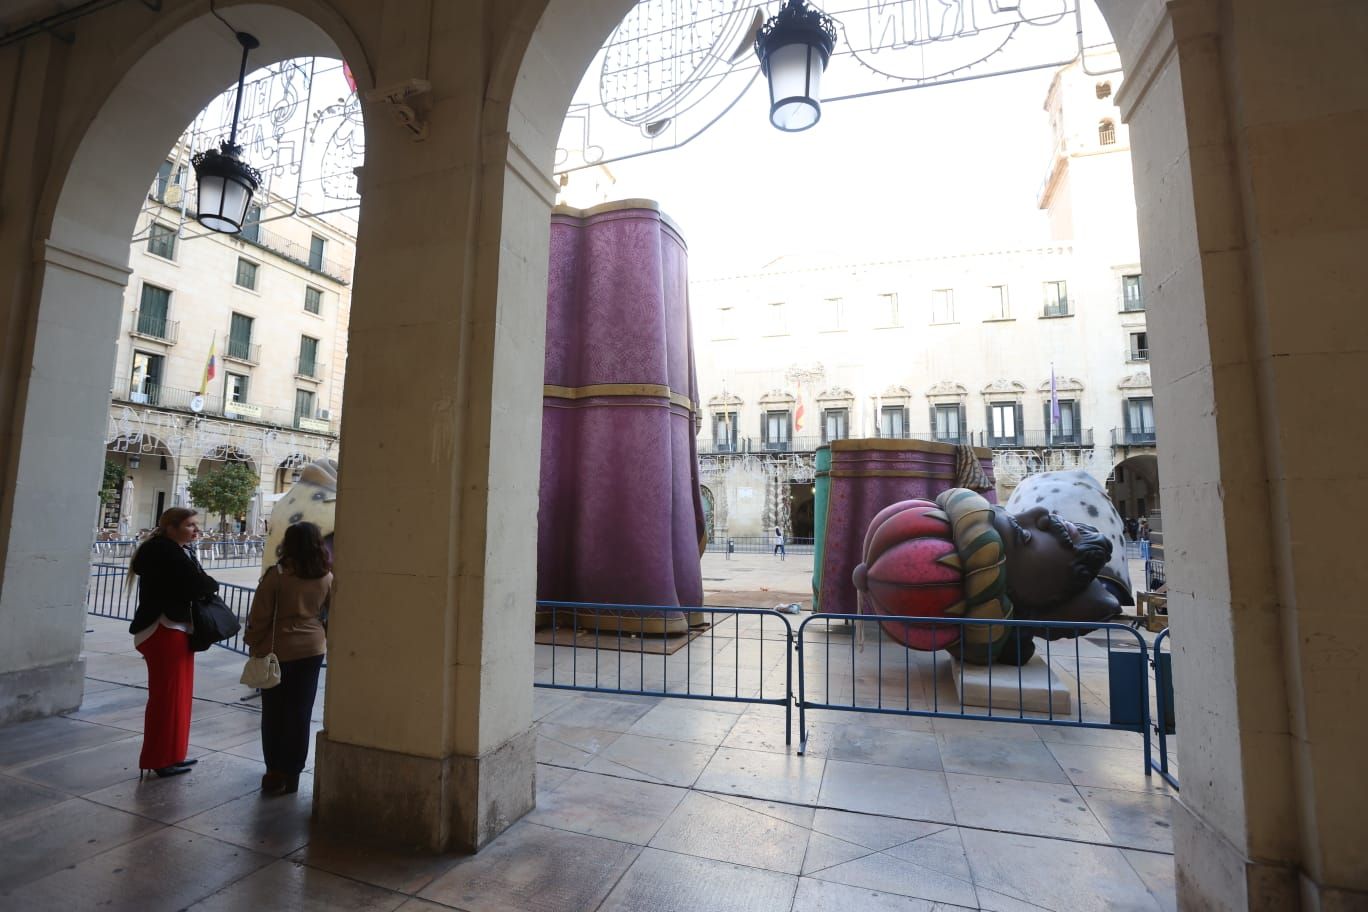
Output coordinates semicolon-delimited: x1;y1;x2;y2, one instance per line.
542;695;656;732
649;791;811;874
932;717;1044;741
82;750;264;824
188;706;266;750
186;858;406;911
1123;849;1178;912
0;715;132;768
420;821;640;912
598;846;798;912
695;746;826;805
178;772;316;856
9;732;143;794
802;831;880;875
1;826;273;911
936;731;1070;784
946;772;1109;842
826;724;943;771
585;732;716;787
526;769;685;844
818;759;954;824
536;762;576;797
0;771;71;820
287;832;459;895
1046;741;1166;792
961;828;1162;912
804;834;978;908
0;797;162;891
792;875;944;911
810;808;948;853
626;703;741;745
1081;786;1174;852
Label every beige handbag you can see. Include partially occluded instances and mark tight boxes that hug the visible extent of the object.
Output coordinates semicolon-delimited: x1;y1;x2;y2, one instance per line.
241;567;283;689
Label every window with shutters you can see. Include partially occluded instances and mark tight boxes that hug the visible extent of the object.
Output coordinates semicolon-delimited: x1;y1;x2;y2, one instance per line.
763;410;792;451
822;408;848;443
713;411;738;451
1043;280;1069;317
1122;274;1144;311
304;286;323;315
146;222;176;260
136;285;172;339
309;234;326;271
235;258;258;290
1125;397;1156;444
1044;399;1081;444
988;402;1021;446
880;405;908;439
932;404;964;443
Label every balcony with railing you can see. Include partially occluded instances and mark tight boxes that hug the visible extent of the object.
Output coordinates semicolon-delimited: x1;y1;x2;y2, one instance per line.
130;310;178;344
223;339;261;365
295;358;326;381
115;381;337;435
972;428;1095;449
1126;347;1150;362
1112;427;1158;447
239;224;351;285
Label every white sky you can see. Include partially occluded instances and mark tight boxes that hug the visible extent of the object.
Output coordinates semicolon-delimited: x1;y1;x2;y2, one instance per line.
569;1;1115;279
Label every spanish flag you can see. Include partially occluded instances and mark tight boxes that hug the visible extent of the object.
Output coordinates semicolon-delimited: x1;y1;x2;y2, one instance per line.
199;336;217;396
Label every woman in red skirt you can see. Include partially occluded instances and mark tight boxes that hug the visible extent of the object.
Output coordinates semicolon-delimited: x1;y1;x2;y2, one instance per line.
128;507;219;778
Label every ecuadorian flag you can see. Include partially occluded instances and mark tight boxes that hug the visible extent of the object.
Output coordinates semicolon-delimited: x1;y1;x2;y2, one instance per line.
199;339;217;396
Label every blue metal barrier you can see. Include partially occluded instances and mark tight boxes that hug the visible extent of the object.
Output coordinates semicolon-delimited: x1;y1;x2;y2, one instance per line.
91;538;266;569
795;613;1154;779
86;564;257;657
535;600;793;744
1150;628;1178;789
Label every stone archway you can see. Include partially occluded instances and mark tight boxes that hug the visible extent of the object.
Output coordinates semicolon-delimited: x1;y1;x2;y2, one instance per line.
491;0;1368;905
0;0;370;737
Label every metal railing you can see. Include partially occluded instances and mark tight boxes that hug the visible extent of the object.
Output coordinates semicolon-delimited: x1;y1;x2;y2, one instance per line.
1150;628;1178;788
240;225;351;285
703;535;814;555
535;600;793;742
1112;428;1157;446
1127;348;1150;362
224;339;261;364
296;358;325;380
132;310;178;343
87;563;257;657
973;428;1095;449
90;539;266;568
795;614;1155;779
112;386;336;435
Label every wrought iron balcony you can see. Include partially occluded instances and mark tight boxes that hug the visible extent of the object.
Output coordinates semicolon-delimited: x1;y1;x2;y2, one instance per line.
114;381;336;435
1126;347;1150;362
224;339;261;365
1112;427;1158;447
130;310;178;344
974;429;1095;449
295;358;326;380
239;224;351;285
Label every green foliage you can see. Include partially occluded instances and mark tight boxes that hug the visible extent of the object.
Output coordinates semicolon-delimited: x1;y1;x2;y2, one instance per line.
187;462;260;530
99;460;124;505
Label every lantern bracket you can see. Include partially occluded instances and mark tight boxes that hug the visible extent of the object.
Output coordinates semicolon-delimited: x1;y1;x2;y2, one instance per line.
364;79;432;141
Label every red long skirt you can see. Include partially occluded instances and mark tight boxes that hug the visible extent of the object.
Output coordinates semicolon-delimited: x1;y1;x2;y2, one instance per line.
136;624;194;769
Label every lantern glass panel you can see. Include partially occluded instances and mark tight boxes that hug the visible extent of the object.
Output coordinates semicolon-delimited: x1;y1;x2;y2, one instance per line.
768;42;824;131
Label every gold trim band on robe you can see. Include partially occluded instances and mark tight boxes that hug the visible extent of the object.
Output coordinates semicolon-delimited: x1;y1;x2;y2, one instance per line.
544;383;695;413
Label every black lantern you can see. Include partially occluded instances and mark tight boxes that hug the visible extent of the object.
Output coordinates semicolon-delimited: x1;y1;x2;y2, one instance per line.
192;31;263;233
754;0;837;132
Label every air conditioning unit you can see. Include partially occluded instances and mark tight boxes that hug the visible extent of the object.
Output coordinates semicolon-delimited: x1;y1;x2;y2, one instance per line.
316;409;331;420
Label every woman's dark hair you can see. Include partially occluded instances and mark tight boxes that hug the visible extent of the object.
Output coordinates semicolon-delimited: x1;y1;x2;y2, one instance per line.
277;521;331;579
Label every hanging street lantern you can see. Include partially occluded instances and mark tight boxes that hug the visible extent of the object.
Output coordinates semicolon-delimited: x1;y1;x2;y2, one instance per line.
192;30;263;233
754;0;838;132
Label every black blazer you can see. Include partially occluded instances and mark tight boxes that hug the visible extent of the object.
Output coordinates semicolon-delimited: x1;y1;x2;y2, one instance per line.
128;536;219;636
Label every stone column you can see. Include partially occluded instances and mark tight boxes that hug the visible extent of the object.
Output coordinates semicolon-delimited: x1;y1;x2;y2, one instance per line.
1111;0;1368;906
312;2;545;852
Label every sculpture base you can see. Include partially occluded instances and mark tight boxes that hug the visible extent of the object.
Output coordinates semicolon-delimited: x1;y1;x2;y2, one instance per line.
948;654;1071;715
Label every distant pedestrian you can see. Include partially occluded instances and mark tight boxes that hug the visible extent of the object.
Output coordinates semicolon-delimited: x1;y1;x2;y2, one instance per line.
774;526;786;561
1138;518;1151;561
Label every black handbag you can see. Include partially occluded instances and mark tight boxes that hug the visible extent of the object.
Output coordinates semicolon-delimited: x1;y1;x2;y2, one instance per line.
189;593;242;652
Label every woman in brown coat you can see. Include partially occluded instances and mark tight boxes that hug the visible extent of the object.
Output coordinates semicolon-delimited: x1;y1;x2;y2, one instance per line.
244;521;331;794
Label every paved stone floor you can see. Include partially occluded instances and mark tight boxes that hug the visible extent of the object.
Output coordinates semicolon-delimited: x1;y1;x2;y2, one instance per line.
2;554;1175;911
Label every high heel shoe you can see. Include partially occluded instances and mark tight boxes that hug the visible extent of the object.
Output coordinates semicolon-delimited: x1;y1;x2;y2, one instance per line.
143;765;191;779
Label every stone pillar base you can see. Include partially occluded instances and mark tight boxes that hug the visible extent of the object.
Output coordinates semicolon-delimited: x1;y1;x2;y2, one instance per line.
0;658;85;726
313;727;536;852
1172;797;1298;910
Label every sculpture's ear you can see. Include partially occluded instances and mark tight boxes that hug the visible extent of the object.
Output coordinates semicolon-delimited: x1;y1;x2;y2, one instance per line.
1053;578;1121;625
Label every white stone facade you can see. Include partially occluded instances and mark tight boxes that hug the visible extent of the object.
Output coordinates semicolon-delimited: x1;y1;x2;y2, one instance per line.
102;153;355;535
693;54;1155;538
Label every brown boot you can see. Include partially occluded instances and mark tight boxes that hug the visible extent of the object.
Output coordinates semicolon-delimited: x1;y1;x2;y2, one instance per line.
261;770;288;795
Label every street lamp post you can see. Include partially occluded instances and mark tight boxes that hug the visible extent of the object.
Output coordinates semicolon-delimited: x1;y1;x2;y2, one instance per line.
192;29;263;233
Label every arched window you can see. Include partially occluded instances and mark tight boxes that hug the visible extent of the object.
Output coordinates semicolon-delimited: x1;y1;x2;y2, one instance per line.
1096;81;1112;100
1099;120;1117;145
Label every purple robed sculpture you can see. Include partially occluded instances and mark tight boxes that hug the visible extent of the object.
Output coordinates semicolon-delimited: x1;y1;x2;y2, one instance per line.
537;201;706;634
